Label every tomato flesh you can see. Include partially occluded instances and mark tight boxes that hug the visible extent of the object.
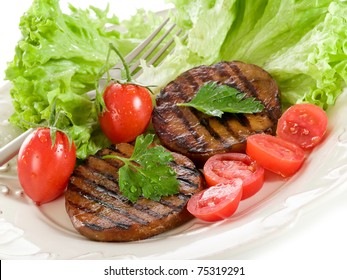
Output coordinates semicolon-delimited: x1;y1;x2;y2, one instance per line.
203;153;264;200
187;179;243;222
246;134;306;177
17;128;76;205
276;103;328;150
99;82;153;143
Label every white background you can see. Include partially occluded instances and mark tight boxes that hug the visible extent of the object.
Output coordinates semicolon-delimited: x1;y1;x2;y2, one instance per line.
0;0;346;266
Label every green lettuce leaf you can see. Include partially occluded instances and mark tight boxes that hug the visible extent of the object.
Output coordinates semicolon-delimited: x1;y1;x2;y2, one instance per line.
172;0;238;64
263;1;347;109
219;0;347;109
139;0;347;110
5;0;149;159
6;0;347;160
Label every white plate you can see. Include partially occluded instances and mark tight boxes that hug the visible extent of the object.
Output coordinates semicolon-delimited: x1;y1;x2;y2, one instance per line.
1;79;347;259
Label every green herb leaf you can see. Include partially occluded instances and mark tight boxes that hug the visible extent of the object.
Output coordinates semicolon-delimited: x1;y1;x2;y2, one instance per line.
177;82;265;117
104;134;179;203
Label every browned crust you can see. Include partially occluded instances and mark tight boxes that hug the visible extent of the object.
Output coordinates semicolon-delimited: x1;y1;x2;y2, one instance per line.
65;143;205;242
66;202;195;242
152;61;281;166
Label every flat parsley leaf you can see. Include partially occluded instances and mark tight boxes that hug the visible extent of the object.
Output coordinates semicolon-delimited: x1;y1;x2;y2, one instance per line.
177;81;265;117
104;134;179;203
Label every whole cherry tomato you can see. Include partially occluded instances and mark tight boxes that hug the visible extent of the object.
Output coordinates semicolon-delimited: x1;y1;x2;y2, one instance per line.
99;82;153;144
17;128;76;205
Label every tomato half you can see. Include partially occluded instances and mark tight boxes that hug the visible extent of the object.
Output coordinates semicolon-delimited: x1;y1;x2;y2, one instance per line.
187;179;243;222
246;134;306;177
17;128;76;205
203;153;264;200
99;82;153;144
276;103;328;150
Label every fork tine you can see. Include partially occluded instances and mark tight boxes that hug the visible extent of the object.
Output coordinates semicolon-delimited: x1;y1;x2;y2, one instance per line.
132;28;184;79
146;29;183;66
122;18;170;66
129;23;177;73
105;17;171;81
0;18;182;167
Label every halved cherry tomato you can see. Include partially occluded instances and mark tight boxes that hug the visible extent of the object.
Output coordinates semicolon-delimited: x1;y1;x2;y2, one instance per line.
246;134;306;177
99;82;153;143
187;179;243;222
276;103;328;150
17;128;76;205
203;153;264;200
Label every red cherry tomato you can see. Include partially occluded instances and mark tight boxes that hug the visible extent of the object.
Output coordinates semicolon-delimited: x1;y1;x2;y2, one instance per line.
276;103;328;150
187;179;243;222
99;82;153;143
203;153;264;200
17;128;76;205
246;134;306;177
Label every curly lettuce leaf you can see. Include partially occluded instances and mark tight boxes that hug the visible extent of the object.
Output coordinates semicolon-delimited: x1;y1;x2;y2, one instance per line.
6;0;347;160
5;0;144;158
263;1;347;109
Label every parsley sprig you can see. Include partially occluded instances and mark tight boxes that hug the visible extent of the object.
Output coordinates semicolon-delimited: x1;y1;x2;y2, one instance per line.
103;134;179;203
177;82;265;117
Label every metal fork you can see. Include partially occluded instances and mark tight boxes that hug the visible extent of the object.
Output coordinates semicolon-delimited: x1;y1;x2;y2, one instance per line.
0;18;182;167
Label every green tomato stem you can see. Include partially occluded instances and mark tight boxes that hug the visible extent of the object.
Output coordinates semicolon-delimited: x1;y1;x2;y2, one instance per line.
109;43;132;83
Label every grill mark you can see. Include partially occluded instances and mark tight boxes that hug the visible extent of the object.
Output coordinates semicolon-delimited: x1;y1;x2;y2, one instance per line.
170;161;202;191
67;201;131;230
191;110;234;149
171;105;209;151
93;144;135;170
83;158;120;185
152;60;281;167
173;71;210;148
151;108;168;124
225;62;278;123
66;140;205;241
159;193;190;211
227;63;260;99
181;68;202;91
230;113;251;128
66;184;137;230
193;66;215;84
199;117;221;140
96;143;202;192
178;164;201;177
178;64;252;149
210;62;233;83
177;177;199;190
73;167;128;204
73;166;182;220
107;145;133;156
69;181;150;226
132;203;164;219
170;161;200;176
216;116;241;139
71;155;198;222
93;152;123;170
83;223;104;231
198;63;251;140
135;197;181;218
169;70;229;151
157;84;210;153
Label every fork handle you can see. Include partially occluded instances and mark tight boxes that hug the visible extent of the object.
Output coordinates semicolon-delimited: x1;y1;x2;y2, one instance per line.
0;128;33;166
